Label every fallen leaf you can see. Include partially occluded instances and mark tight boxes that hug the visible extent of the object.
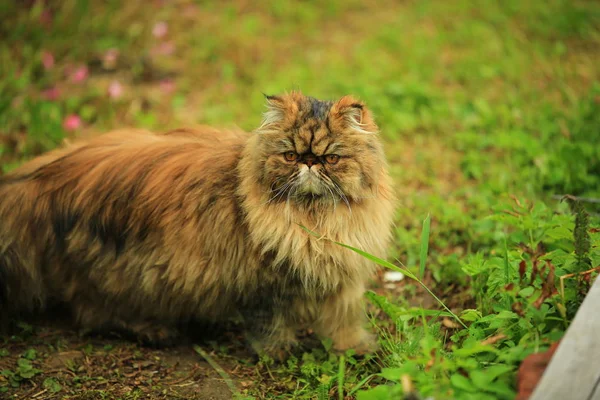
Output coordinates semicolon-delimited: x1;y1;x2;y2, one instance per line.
516;341;561;400
442;317;461;329
480;334;507;346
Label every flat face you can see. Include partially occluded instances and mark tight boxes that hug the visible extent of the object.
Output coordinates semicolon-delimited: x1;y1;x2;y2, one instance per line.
253;92;383;206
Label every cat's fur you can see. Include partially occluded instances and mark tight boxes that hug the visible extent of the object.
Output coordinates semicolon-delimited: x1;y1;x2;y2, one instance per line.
0;91;395;355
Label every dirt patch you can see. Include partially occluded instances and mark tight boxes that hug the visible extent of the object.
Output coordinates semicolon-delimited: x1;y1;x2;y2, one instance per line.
0;320;244;400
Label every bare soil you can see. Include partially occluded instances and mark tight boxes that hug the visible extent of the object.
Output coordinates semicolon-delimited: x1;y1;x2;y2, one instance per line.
0;314;249;400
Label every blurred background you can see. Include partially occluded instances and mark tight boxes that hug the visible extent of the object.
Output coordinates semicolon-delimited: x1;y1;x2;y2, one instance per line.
1;1;600;399
1;0;600;277
2;0;599;253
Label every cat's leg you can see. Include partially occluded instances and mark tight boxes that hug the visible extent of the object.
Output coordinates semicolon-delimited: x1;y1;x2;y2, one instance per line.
114;319;180;347
244;307;299;361
312;285;378;355
73;302;180;347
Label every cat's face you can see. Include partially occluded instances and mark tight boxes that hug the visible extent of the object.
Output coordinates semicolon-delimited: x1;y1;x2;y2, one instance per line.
252;92;385;206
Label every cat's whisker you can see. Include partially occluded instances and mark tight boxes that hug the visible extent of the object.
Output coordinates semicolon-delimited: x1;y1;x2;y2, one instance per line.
265;188;284;204
317;173;350;214
265;174;299;204
330;181;352;214
324;184;337;211
267;173;299;193
267;183;283;193
285;183;300;211
266;181;294;204
317;176;338;207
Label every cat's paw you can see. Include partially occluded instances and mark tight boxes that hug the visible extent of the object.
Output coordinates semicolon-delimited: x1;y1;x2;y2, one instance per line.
332;330;379;356
119;321;180;348
252;342;294;363
244;323;299;363
137;326;180;348
246;336;297;363
348;336;380;356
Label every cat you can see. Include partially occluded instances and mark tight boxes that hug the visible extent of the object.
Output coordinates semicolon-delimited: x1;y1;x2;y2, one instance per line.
0;91;396;357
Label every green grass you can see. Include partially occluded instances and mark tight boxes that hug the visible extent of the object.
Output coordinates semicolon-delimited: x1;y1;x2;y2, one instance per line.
1;0;600;399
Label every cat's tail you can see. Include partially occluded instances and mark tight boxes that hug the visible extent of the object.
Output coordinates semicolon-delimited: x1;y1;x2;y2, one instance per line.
0;241;18;332
0;175;47;332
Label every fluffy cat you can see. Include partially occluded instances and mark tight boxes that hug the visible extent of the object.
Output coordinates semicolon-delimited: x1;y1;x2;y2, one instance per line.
0;91;395;356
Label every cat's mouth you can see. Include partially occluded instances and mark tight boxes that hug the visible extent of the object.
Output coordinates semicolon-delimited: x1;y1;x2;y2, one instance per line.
296;167;327;196
268;168;345;205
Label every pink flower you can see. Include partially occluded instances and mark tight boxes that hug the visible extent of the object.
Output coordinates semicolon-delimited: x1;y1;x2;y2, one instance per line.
151;41;175;56
152;21;168;38
41;87;60;100
41;51;54;70
62;114;82;131
107;80;123;99
70;66;88;83
159;79;175;94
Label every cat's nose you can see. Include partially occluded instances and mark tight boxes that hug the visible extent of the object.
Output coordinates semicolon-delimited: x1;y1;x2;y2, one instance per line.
303;154;317;167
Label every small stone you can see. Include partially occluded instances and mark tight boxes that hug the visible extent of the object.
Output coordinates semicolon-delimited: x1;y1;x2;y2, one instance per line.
383;271;405;282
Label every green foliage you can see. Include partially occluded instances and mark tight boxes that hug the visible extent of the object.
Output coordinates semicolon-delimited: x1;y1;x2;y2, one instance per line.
1;0;599;399
1;355;42;389
354;198;598;400
43;377;63;393
453;85;600;200
22;348;37;360
571;200;593;271
419;214;431;280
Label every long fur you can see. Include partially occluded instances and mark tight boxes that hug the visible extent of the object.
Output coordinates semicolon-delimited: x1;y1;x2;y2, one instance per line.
0;92;396;354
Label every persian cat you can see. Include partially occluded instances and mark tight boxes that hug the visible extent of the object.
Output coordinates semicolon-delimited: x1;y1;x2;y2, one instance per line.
0;91;395;356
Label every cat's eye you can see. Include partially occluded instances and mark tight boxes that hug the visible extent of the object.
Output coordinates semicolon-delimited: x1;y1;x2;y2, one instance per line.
324;154;340;165
284;151;298;162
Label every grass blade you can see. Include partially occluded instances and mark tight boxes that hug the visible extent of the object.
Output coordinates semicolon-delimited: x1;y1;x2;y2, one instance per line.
338;355;345;400
503;236;510;284
503;236;513;309
298;224;467;329
348;374;377;396
194;345;239;397
420;214;431;280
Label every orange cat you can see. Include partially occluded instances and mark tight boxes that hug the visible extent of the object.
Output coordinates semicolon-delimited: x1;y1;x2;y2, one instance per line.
0;91;395;356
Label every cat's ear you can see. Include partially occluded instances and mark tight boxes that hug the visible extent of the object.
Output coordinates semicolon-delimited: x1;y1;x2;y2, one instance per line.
330;95;377;134
258;93;299;131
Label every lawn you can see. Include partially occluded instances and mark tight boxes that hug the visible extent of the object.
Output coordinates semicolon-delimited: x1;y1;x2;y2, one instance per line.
1;0;600;399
